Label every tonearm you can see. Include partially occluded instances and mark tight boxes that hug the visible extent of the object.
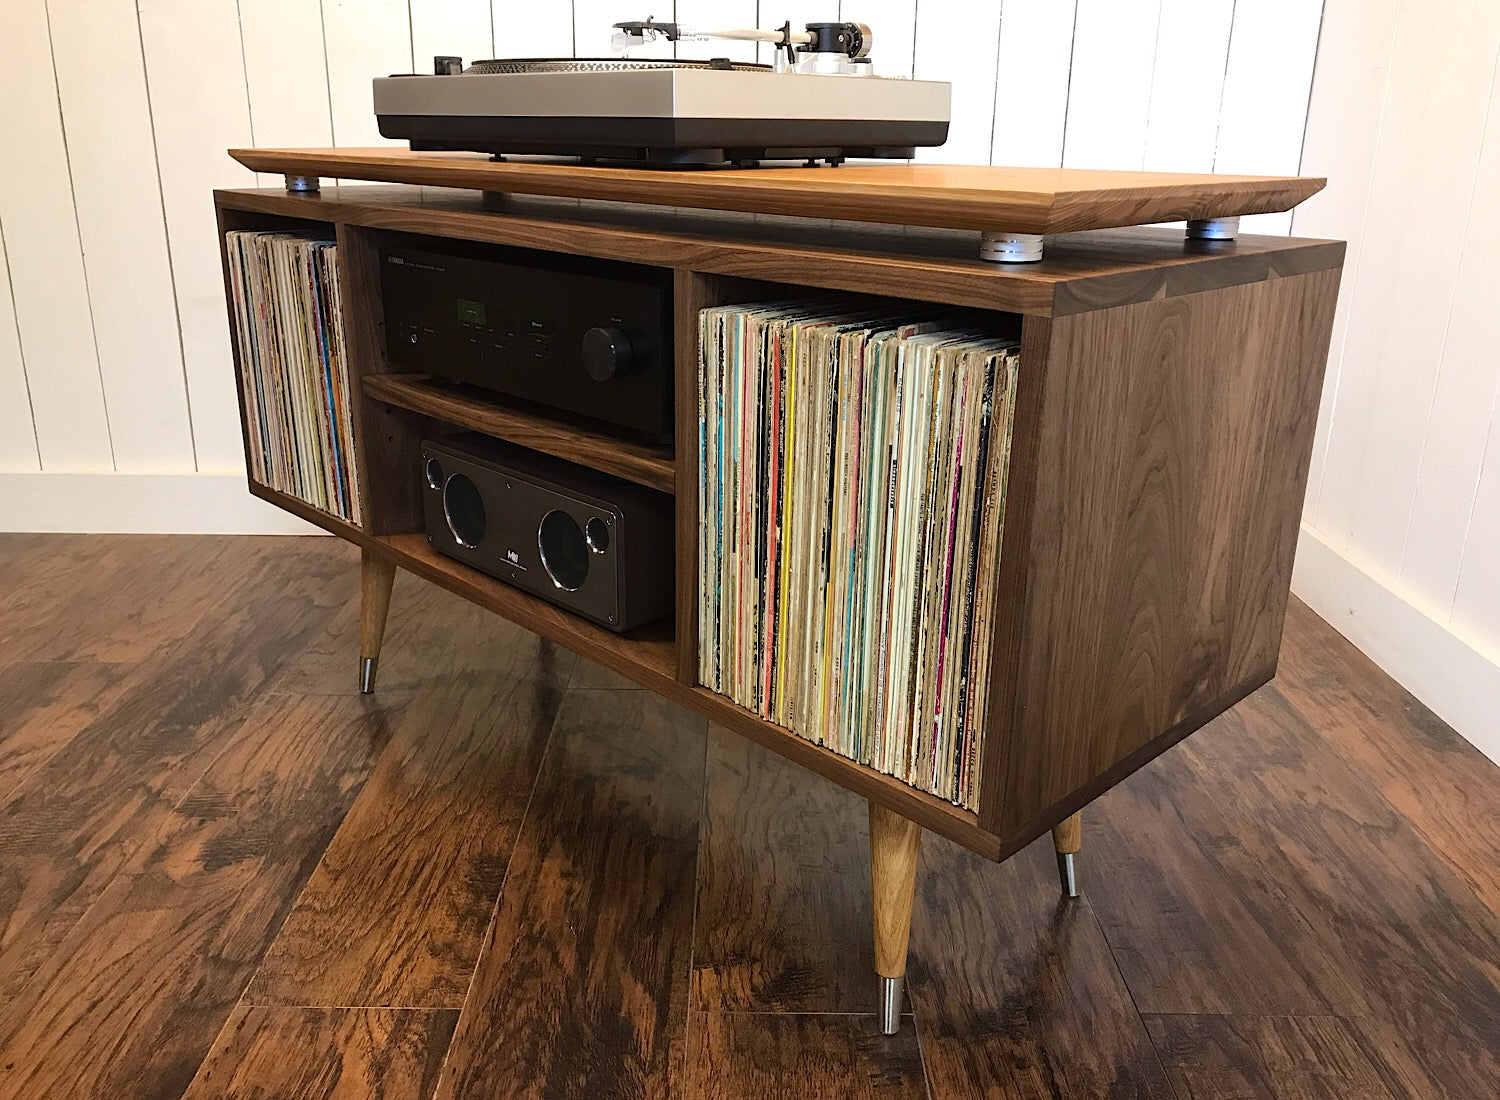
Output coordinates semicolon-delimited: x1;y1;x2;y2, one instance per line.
612;17;875;74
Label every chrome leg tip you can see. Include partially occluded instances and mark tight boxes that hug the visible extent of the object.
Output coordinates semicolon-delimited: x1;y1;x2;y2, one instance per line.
879;975;905;1035
359;656;378;694
1056;851;1080;899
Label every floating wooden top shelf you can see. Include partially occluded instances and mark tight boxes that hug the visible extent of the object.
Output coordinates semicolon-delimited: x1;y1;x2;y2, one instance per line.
229;147;1325;236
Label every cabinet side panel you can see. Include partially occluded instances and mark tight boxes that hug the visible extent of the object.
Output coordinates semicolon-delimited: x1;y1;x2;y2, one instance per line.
974;314;1052;829
988;268;1341;840
335;223;426;534
672;271;710;684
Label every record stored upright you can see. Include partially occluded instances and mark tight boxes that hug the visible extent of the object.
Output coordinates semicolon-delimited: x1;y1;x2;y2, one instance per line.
214;152;1343;1035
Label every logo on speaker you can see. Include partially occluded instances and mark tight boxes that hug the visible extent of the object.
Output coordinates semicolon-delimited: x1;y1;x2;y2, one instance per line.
506;549;520;565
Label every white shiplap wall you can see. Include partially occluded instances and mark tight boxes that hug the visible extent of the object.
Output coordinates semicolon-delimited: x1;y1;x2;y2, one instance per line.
3;2;1496;758
1291;0;1500;762
0;0;1322;484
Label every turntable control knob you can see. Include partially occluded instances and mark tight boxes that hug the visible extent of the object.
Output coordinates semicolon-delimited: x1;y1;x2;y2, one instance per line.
581;326;635;382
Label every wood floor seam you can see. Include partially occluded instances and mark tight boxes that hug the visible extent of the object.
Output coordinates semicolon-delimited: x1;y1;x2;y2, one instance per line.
1084;893;1187;1099
424;674;578;1095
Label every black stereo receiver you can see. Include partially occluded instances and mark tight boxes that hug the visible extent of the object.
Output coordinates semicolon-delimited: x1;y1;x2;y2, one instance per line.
381;237;674;440
422;433;674;632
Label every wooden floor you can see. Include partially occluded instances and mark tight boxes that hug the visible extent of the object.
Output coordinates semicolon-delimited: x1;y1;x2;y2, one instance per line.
1;534;1497;1100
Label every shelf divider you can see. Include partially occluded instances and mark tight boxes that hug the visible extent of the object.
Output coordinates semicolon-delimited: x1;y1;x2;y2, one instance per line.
363;372;675;495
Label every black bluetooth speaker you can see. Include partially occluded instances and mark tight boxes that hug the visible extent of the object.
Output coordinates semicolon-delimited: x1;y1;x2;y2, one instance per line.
421;433;674;632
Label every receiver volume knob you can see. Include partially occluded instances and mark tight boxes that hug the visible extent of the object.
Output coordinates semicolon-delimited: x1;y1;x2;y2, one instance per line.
581;326;635;382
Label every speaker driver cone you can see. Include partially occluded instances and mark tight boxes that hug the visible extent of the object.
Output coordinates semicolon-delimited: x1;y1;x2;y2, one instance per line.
443;472;487;549
538;509;589;591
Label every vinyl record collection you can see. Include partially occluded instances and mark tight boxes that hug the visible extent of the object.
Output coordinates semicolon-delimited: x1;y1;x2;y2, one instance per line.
698;302;1020;809
226;230;363;524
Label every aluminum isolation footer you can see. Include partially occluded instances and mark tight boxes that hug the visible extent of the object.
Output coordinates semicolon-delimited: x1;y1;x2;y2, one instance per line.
1056;851;1080;899
880;975;905;1035
1186;216;1239;241
978;230;1045;263
359;656;379;694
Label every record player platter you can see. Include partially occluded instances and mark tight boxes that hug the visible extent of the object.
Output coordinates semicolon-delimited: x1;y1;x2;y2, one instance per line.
373;20;951;167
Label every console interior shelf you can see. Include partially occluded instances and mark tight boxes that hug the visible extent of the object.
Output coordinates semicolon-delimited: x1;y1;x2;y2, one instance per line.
364;372;675;494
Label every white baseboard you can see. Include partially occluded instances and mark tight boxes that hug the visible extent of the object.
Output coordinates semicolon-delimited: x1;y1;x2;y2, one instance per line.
1292;523;1500;766
0;472;324;535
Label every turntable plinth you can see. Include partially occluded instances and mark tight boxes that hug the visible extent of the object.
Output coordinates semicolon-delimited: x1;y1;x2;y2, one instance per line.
229;147;1324;262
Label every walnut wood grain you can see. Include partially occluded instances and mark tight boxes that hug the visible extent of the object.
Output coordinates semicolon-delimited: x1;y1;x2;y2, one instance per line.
363;373;675;493
217;186;1344;318
183;1007;458;1100
336;223;426;534
983;268;1342;841
213;186;1346;864
228;150;1323;236
908;835;1176;1099
360;548;397;666
0;693;381;1100
1143;1014;1400;1100
244;662;568;1007
685;1013;926;1100
673;271;710;684
432;690;704;1100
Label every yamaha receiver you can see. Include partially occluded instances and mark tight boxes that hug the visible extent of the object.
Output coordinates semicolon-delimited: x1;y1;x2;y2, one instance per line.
382;237;674;440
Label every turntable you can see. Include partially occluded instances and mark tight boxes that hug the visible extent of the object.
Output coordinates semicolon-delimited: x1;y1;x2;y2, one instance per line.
373;18;951;167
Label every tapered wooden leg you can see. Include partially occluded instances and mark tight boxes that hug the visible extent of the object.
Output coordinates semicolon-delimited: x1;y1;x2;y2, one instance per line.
1052;812;1082;899
358;549;396;694
869;801;922;1035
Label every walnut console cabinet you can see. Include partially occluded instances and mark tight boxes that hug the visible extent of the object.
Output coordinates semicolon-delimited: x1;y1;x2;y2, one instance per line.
216;149;1343;1035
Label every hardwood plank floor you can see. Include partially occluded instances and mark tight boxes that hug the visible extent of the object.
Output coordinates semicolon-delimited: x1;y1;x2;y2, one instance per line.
685;1013;926;1100
1;534;1498;1099
244;660;571;1008
432;689;705;1100
182;1007;458;1100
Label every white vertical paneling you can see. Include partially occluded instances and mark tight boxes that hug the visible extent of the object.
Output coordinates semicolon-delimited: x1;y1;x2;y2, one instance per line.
989;0;1076;168
240;0;333;148
0;221;41;472
0;0;114;472
48;0;195;472
913;0;1001;164
136;0;254;473
1215;0;1324;233
493;3;574;59
1292;0;1401;523
411;0;492;73
321;0;411;147
676;1;759;64
1062;0;1161;170
1401;54;1500;614
1141;0;1233;173
573;1;675;59
847;0;918;78
1313;0;1500;578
